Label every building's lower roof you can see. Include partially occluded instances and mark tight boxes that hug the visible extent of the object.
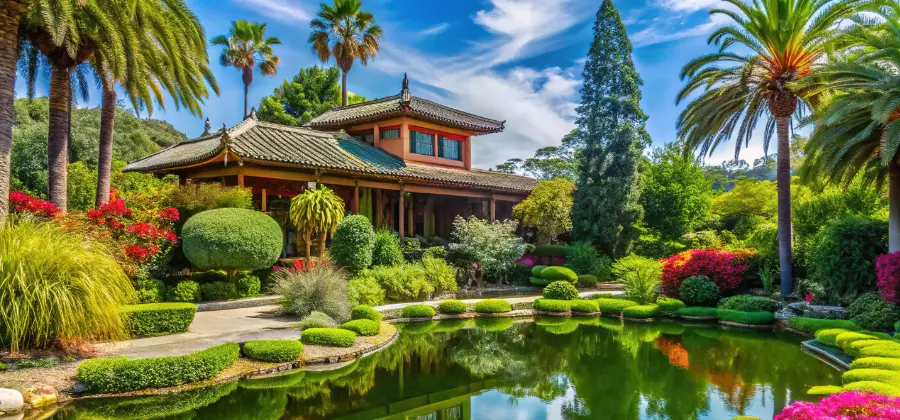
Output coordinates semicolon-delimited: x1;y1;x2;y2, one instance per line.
124;117;535;194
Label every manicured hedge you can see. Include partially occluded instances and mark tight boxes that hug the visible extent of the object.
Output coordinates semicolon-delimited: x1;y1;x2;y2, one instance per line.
350;305;382;323
716;310;775;325
540;266;578;284
531;245;570;257
623;304;659;319
842;380;900;397
676;307;719;317
199;282;235;302
475;299;512;314
438;300;467;314
851;357;900;371
77;342;240;393
531;265;549;276
834;332;880;350
858;342;900;358
401;304;436;318
570;300;600;313
815;328;851;346
844;339;887;357
242;340;303;362
301;328;357;347
340;319;381;336
719;295;780;313
842;368;900;388
182;209;282;274
578;275;598;287
529;277;551;286
533;299;571;312
543;281;579;300
787;318;859;334
657;298;685;313
120;303;197;337
595;298;639;315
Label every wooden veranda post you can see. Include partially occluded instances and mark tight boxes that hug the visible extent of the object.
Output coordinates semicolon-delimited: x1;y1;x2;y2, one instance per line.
399;186;405;239
352;181;360;214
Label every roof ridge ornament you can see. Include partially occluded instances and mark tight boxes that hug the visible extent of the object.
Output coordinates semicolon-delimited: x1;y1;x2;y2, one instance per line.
202;117;211;136
248;107;258;120
220;123;232;166
400;73;411;106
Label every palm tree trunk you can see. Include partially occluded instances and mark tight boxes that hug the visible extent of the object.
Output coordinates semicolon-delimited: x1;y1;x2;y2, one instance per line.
341;70;348;107
0;1;26;224
48;66;71;212
319;231;327;260
303;230;311;270
242;67;253;119
775;116;794;297
95;83;116;207
889;160;900;253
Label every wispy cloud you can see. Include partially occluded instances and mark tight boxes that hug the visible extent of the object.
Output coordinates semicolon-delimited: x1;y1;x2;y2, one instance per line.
654;0;720;12
233;0;311;24
631;13;729;47
629;1;732;48
419;23;450;37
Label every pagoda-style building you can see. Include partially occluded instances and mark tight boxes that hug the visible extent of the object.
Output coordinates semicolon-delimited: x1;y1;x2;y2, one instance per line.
125;75;536;256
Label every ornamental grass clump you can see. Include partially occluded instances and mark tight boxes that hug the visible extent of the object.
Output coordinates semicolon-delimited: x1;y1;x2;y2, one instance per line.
612;255;662;304
301;328;357;347
297;311;337;330
274;264;351;322
0;221;135;351
774;391;900;419
543;281;579;300
401;304;436;318
533;299;571;313
438;300;467;314
474;299;512;314
340;319;380;336
242;340;303;363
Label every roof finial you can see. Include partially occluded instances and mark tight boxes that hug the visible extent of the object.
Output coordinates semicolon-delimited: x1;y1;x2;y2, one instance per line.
248;107;258;120
203;117;211;135
400;73;411;105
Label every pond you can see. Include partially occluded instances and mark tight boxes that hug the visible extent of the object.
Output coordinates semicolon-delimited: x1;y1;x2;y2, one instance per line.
54;317;840;420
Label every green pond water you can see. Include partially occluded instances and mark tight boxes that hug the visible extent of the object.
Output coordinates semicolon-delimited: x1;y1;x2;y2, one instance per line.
53;317;841;420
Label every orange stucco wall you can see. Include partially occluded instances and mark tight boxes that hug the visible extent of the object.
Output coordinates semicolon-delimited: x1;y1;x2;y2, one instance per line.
347;117;474;169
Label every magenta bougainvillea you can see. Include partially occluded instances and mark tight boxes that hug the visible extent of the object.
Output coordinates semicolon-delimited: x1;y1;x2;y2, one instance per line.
661;248;752;297
9;191;60;218
775;391;900;420
515;255;539;267
86;199;178;264
876;251;900;304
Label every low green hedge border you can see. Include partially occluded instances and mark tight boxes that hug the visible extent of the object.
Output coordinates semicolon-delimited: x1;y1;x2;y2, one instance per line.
242;340;303;363
301;328;357;347
533;299;571;312
529;277;551;286
851;357;900;371
401;304;436;318
350;305;382;323
120;303;197;337
787;317;859;334
595;298;638;315
815;328;851;346
716;310;775;325
623;304;659;319
675;306;718;317
842;381;900;397
474;299;512;314
842;368;900;388
857;342;900;359
570;300;600;313
657;298;685;313
77;342;240;393
340;319;381;336
438;300;467;314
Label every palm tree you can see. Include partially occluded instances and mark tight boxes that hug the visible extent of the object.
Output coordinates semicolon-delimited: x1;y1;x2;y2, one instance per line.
676;0;861;297
92;0;218;206
309;0;382;106
289;186;345;268
211;20;280;119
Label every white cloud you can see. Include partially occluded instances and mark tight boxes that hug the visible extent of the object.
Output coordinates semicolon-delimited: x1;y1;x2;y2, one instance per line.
631;13;730;47
655;0;720;12
233;0;311;24
419;23;450;37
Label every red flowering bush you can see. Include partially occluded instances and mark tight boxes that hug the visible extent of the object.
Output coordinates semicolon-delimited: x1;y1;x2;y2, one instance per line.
516;255;539;267
84;199;179;265
775;391;900;420
9;191;60;218
661;249;750;297
274;258;327;273
876;251;900;304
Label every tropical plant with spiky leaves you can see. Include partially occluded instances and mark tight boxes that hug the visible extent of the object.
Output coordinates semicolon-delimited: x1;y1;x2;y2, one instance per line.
676;0;863;296
289;186;345;267
211;20;280;118
309;0;382;106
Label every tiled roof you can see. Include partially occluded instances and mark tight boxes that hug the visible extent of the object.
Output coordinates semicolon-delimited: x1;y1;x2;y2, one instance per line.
308;95;505;134
124;118;535;193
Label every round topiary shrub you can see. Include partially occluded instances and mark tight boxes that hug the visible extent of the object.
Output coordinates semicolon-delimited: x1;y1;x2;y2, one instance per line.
679;275;720;306
340;319;380;336
570;299;600;313
474;299;512;314
540;266;578;284
623;304;659;319
438;300;467;314
350;305;382;323
578;275;598;287
372;228;404;267
301;328;357;347
543;281;579;300
849;293;900;331
401;304;436;319
242;339;303;362
657;297;685;313
330;215;376;274
533;298;571;312
236;273;261;297
531;265;549;276
182;209;282;282
168;280;201;303
199;282;235;302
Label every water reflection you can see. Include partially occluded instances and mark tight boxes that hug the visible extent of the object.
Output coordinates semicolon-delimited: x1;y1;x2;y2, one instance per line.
55;317;840;420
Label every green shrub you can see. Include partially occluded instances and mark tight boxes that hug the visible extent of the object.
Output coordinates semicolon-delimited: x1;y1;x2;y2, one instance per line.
842;381;900;396
815;328;852;346
524;243;536;254
242;340;303;362
372;228;404;267
505;264;533;285
135;279;166;304
421;256;458;295
330;215;375;274
570;299;600;313
531;245;570;257
474;317;513;332
858;342;900;358
0;362;5;371
850;357;900;371
788;318;859;334
842;368;900;388
0;221;135;351
565;242;611;281
532;265;549;276
340;319;380;336
350;305;382;323
423;246;447;260
578;275;598;287
543;281;579;300
533;298;571;312
167;280;201;303
182;209;282;281
16;359;56;369
474;299;512;314
595;298;639;315
657;297;685;313
356;263;433;302
679;275;719;306
612;255;662;304
540;266;578;284
716;309;775;325
167;183;253;220
808;216;887;299
844;339;887;357
676;307;719;317
77;342;240;393
529;276;551;286
347;276;385;307
301;328;357;347
719;295;780;312
623;304;659;319
199;282;235;302
236;273;261;298
401;304;436;318
297;311;336;329
849;292;900;331
273;265;351;322
438;300;467;314
121;303;197;337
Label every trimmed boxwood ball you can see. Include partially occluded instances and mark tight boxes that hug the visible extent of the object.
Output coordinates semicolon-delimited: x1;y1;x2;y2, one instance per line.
475;299;512;314
120;303;197;337
543;281;579;300
531;265;549;276
242;339;303;362
401;304;436;318
329;215;375;274
350;305;382;323
657;297;685;313
716;309;775;325
340;319;381;336
623;304;659;319
438;300;467;314
182;209;282;280
199;281;235;302
533;298;571;312
301;328;357;347
570;299;600;313
530;277;551;286
679;275;719;306
540;266;578;284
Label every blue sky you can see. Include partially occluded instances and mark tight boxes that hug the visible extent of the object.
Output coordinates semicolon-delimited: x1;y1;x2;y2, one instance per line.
17;0;768;169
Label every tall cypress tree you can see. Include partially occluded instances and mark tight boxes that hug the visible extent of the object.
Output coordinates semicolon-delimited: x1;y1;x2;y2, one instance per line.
572;0;650;257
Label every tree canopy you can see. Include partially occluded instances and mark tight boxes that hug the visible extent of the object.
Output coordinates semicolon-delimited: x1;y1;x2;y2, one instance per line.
257;66;366;126
641;144;712;239
513;178;574;244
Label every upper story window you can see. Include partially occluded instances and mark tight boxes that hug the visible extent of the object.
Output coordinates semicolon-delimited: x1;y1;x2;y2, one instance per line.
410;129;434;156
381;128;400;139
350;130;374;145
439;136;462;161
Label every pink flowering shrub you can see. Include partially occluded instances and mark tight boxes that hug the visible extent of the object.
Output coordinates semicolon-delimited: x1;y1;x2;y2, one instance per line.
661;249;751;297
516;255;539;267
9;191;59;218
84;199;179;268
775;391;900;420
876;251;900;304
